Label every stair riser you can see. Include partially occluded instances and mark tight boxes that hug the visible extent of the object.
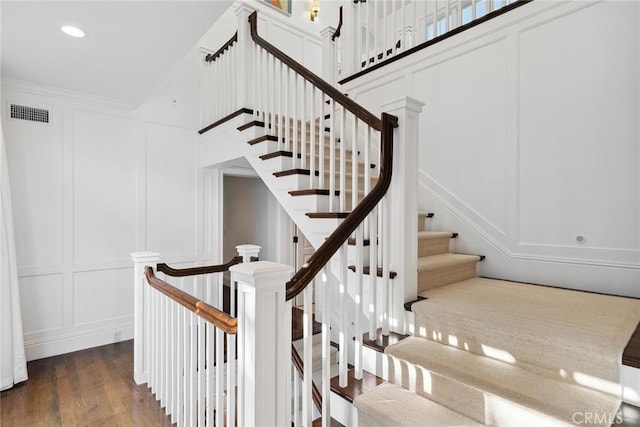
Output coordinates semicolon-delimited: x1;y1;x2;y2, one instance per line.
418;236;451;257
417;213;432;232
277;174;377;192
263;156;370;175
290;194;363;212
418;262;477;293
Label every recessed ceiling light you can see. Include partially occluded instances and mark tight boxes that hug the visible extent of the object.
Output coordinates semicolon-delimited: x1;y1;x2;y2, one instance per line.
61;25;85;38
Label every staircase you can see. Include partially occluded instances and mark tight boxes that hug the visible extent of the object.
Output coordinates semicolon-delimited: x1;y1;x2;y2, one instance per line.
191;6;640;427
353;215;640;426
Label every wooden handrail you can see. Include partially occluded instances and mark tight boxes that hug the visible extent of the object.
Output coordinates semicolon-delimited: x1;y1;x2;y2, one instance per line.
156;256;243;277
291;345;323;410
248;11;382;131
247;11;398;300
286;113;397;300
331;6;343;42
145;267;237;334
205;31;238;62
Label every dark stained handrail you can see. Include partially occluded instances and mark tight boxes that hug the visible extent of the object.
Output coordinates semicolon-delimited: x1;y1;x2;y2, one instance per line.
286;113;397;300
248;11;381;131
331;6;343;41
205;31;239;62
157;256;243;277
247;10;398;301
145;267;237;334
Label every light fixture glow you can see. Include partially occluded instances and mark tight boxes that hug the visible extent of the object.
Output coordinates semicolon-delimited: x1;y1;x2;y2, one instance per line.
310;0;319;21
61;25;85;38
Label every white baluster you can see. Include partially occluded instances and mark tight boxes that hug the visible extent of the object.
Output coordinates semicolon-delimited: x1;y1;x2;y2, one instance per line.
339;106;346;211
301;79;307;170
339;244;348;387
302;284;313;427
368;208;378;337
319;94;326;189
215;328;224;427
198;316;206;426
310;86;316;189
176;305;184;425
329;99;336;211
293;73;299;168
205;322;214;427
355;224;364;379
321;265;331;427
352;115;358;210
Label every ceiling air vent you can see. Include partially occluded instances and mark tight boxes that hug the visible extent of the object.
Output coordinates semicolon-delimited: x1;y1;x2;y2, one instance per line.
10;104;49;124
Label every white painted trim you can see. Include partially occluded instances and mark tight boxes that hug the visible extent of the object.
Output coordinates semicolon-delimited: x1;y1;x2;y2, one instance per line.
418;172;640;270
2;79;137;111
24;323;134;361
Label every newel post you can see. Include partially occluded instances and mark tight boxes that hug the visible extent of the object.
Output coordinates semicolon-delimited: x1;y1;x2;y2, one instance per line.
321;26;337;86
235;2;254;110
131;251;160;385
230;261;293;427
380;97;425;334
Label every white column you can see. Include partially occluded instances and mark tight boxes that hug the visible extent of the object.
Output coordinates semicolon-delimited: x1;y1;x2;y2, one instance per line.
131;251;160;385
235;3;254;109
379;97;425;334
230;261;293;427
236;244;261;263
321;26;337;85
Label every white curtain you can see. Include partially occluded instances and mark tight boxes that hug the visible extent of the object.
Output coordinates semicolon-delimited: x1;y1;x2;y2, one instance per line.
0;118;28;390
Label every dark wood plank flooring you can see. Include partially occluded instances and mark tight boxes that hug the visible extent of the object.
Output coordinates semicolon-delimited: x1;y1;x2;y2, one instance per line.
0;340;172;427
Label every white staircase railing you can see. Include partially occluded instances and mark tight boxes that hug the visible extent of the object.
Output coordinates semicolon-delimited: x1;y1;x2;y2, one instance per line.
137;3;425;425
338;0;529;80
132;244;278;427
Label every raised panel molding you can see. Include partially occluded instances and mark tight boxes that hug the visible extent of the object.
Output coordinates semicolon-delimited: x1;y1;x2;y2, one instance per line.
72;268;134;327
419;172;640;269
19;274;64;335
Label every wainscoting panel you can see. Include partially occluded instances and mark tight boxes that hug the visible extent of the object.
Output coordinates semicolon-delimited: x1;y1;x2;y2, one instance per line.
146;123;198;258
73;111;141;265
341;0;640;294
19;274;64;335
72;268;133;327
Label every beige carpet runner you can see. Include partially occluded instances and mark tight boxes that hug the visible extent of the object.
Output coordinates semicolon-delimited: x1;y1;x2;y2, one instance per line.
355;277;640;426
414;277;640;385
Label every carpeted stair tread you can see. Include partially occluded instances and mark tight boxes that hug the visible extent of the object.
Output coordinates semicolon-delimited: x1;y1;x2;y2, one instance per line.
354;382;482;427
414;277;640;386
386;336;621;426
417;253;481;291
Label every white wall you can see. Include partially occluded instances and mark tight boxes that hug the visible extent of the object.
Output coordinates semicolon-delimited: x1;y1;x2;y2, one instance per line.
341;0;640;296
2;47;213;360
197;0;341;78
223;174;278;263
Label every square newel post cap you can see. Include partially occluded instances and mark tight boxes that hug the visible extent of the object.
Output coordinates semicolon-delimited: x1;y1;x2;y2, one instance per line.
236;244;261;262
131;252;160;263
380;96;426;114
230;261;293;291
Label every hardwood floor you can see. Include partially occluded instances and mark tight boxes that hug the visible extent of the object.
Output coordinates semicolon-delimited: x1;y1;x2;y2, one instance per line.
0;340;172;427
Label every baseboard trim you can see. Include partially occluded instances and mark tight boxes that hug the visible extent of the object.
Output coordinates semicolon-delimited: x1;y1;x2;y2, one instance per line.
24;324;134;361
